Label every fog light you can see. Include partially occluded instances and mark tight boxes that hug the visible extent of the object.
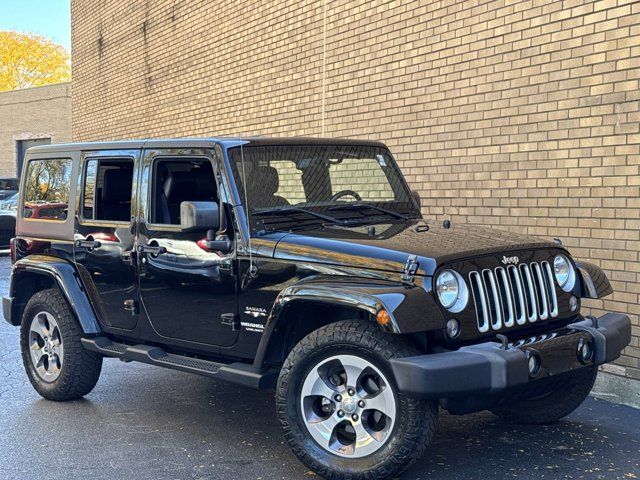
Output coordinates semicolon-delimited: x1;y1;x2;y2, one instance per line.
527;351;541;377
446;319;460;338
578;339;594;364
570;295;579;312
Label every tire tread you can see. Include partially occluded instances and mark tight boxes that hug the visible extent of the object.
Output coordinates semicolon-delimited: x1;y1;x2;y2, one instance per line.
492;366;597;424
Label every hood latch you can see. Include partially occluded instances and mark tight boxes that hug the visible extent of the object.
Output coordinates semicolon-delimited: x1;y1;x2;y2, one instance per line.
401;255;419;284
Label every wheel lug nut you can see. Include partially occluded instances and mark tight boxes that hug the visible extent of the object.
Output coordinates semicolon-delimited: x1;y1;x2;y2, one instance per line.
348;388;355;396
352;414;359;422
334;394;342;402
358;400;365;408
337;410;345;418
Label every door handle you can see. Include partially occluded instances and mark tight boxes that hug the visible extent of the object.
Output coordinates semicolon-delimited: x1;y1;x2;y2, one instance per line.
137;244;167;256
75;239;102;250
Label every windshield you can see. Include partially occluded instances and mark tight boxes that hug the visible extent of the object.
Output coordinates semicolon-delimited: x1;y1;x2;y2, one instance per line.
228;144;419;232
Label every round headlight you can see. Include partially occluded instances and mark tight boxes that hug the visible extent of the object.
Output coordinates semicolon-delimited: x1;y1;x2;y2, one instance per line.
554;254;576;292
435;270;468;312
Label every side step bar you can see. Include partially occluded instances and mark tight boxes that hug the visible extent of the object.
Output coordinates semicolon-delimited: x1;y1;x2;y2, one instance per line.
81;336;277;390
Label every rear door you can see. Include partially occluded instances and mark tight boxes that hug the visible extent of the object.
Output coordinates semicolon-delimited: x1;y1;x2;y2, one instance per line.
73;149;140;331
136;147;239;348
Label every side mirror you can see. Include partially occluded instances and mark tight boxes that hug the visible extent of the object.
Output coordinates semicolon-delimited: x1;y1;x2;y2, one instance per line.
180;201;220;233
204;228;233;253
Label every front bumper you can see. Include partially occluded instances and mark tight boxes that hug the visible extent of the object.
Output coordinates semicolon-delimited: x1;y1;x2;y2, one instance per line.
390;312;631;400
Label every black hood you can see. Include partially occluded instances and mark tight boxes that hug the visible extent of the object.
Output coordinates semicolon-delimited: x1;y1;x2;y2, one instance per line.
271;220;558;276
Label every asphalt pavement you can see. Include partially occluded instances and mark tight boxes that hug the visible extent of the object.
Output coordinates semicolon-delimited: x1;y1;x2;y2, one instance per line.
0;255;638;480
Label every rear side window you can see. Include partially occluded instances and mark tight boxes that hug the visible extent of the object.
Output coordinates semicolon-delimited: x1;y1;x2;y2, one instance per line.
82;158;134;223
0;179;18;190
22;159;72;221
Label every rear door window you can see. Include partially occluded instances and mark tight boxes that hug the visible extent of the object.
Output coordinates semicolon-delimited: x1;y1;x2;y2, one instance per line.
22;158;72;221
81;158;134;223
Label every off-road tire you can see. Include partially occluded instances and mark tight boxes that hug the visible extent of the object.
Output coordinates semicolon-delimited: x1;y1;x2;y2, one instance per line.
276;320;438;480
20;288;103;401
492;366;597;424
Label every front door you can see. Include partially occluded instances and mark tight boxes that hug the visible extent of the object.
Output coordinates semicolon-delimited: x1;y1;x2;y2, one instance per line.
73;151;139;331
136;149;239;348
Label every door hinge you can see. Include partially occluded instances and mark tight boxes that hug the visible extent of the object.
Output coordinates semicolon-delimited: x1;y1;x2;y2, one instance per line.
401;254;419;284
124;299;139;315
221;313;241;331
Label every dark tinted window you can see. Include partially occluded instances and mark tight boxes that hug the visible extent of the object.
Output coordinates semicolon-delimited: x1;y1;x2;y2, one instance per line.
150;158;217;225
82;158;134;222
22;159;72;221
0;179;18;190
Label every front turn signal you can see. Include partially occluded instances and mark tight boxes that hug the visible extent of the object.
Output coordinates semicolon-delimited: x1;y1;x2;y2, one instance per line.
376;309;391;327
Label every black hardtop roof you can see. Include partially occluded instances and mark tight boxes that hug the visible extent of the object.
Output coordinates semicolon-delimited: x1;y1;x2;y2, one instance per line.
26;136;387;154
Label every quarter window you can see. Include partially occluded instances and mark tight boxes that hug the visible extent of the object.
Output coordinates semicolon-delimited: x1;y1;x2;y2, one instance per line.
22;158;72;221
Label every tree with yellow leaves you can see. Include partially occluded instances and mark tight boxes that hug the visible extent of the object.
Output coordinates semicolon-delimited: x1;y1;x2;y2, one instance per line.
0;31;71;92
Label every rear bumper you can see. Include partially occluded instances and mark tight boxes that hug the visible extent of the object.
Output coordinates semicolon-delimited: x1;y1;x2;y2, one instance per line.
390;312;631;400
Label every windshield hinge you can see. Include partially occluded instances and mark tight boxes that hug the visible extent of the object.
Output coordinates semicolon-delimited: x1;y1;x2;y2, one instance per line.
401;255;419;283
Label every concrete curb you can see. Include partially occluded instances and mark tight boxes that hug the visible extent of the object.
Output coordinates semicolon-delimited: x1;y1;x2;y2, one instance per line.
591;370;640;410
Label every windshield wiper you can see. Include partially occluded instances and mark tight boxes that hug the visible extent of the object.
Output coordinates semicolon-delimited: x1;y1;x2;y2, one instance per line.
253;206;342;224
328;202;408;220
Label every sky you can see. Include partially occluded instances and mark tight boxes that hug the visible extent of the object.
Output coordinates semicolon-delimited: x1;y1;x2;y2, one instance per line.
0;0;71;51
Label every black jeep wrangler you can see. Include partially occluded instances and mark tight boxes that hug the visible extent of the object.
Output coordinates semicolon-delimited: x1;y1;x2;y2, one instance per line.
4;138;631;479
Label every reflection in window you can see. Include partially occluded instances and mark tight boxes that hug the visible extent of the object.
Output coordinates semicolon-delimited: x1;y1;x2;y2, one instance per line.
22;158;72;221
329;157;395;201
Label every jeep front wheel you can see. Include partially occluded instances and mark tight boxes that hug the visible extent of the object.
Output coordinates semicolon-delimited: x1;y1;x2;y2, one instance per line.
20;288;103;401
276;320;437;479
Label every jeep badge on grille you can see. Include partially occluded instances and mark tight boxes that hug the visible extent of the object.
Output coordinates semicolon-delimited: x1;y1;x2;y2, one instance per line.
502;255;520;265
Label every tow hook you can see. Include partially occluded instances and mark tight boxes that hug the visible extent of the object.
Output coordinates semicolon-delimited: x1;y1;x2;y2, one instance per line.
496;334;509;350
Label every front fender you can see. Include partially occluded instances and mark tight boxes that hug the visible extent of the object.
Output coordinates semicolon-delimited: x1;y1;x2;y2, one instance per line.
7;255;101;333
576;261;613;299
275;277;444;334
253;275;445;368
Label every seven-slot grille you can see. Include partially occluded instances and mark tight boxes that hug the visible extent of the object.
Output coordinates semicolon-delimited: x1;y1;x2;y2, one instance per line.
469;262;559;333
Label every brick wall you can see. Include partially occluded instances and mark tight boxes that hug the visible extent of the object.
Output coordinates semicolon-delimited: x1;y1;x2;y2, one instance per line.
71;0;640;381
0;83;72;177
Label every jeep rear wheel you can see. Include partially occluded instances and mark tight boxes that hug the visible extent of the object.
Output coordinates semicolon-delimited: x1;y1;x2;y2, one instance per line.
20;289;103;401
276;320;437;479
492;365;597;424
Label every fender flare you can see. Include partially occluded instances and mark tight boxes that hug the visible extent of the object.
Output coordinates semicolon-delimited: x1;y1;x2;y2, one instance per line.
575;261;612;299
252;276;445;369
7;255;101;333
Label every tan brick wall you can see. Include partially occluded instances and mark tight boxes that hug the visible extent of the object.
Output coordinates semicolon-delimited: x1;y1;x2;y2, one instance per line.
0;83;72;177
71;0;640;381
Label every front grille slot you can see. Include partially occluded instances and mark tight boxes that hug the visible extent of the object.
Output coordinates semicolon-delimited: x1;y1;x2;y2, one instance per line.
469;271;489;333
507;265;526;325
470;261;559;333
